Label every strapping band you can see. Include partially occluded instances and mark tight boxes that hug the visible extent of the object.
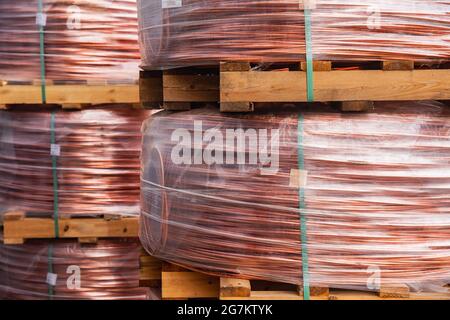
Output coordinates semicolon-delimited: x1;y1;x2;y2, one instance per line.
47;243;54;299
37;0;47;103
297;114;310;300
50;112;60;238
303;8;314;102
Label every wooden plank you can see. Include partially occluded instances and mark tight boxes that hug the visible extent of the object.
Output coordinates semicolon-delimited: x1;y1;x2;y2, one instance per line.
139;253;162;287
0;85;43;104
382;60;414;71
220;62;251;72
163;102;191;111
221;69;450;102
329;290;449;300
164;74;219;102
139;70;163;108
47;85;139;104
220;102;254;112
220;278;251;298
0;84;139;105
379;284;410;298
298;285;330;297
2;215;138;243
300;61;332;71
162;263;220;299
338;101;374;112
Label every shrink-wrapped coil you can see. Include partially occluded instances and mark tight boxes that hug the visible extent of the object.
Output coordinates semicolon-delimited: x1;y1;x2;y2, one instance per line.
138;0;450;69
140;101;450;292
0;0;140;81
0;106;151;218
0;235;152;300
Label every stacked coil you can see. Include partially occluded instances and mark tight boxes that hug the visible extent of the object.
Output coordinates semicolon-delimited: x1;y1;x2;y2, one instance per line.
140;101;450;292
138;0;450;69
0;0;140;81
0;235;151;300
0;106;151;218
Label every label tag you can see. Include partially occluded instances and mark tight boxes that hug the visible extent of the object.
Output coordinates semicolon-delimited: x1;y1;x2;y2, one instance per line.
299;0;317;10
46;272;58;286
162;0;182;9
290;169;308;188
50;144;60;156
36;13;47;27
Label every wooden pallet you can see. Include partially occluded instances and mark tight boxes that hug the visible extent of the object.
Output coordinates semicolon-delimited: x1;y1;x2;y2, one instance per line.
1;211;138;244
0;79;140;109
160;262;450;300
139;249;162;288
140;60;450;112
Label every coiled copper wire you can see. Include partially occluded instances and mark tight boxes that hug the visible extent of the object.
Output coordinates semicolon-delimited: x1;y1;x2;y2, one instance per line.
0;105;151;218
140;101;450;292
0;234;152;300
138;0;450;69
0;0;140;81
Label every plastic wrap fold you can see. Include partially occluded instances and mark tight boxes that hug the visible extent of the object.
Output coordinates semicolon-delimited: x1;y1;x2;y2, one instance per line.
140;101;450;292
0;0;140;81
0;106;151;218
138;0;450;69
0;235;153;300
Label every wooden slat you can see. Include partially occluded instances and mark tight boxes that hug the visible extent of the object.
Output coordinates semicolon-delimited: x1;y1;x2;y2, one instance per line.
2;214;138;244
139;70;163;108
382;60;415;71
139;253;162;287
0;84;139;105
329;290;449;300
163;74;219;102
300;60;332;72
162;263;219;299
220;69;450;102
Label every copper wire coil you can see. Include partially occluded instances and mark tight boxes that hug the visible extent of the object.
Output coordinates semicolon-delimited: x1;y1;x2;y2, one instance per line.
138;0;450;69
0;235;152;300
140;101;450;292
0;0;140;81
0;105;152;218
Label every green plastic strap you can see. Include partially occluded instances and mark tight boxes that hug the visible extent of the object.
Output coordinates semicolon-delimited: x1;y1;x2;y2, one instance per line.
297;114;310;300
37;0;47;103
50;112;60;238
303;8;314;102
47;243;54;299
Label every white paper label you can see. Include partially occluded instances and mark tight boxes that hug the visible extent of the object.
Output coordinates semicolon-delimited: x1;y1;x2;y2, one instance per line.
299;0;317;10
289;169;308;188
162;0;182;9
36;13;47;26
46;272;58;286
50;144;61;156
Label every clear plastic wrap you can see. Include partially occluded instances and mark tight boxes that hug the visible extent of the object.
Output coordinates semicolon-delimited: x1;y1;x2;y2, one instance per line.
0;106;152;218
140;101;450;292
0;0;140;81
0;234;154;300
138;0;450;69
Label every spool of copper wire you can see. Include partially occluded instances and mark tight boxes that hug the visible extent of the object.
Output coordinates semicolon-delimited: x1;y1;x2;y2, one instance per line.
0;234;152;300
0;105;151;218
140;101;450;291
0;0;140;81
138;0;450;69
